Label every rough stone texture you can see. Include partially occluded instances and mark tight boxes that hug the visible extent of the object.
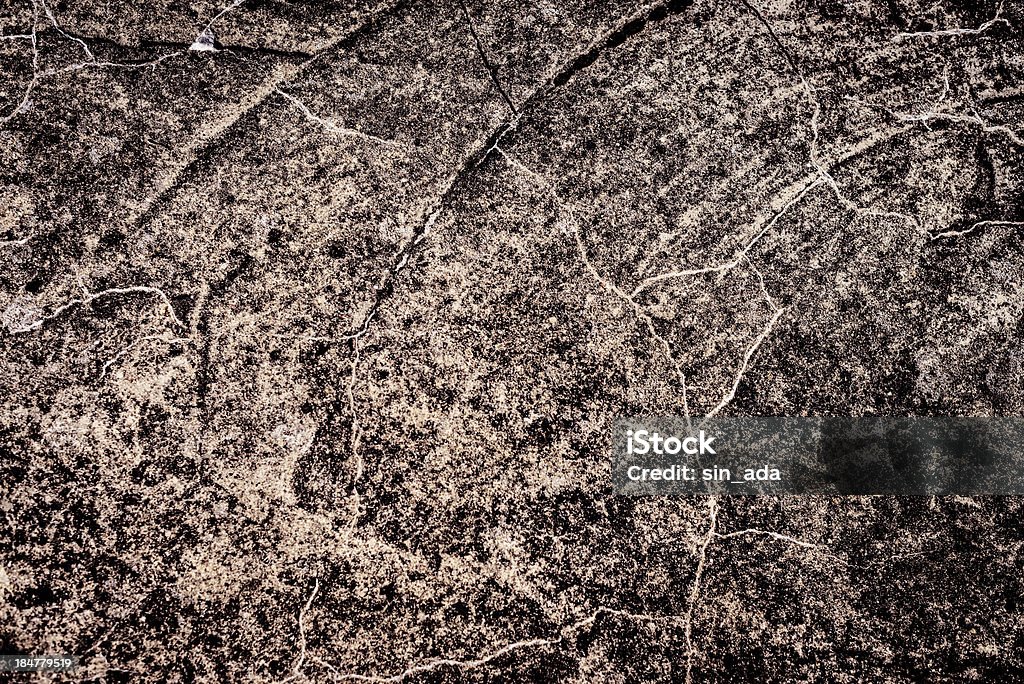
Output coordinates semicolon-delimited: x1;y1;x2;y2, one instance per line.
2;0;1023;682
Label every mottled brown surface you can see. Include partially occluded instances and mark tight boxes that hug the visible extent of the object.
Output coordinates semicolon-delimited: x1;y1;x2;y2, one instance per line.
2;0;1024;681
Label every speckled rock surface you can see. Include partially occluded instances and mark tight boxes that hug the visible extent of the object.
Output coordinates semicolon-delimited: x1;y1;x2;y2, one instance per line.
2;1;1024;681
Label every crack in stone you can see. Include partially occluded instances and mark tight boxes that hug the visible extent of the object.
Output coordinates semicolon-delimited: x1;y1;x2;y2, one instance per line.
276;88;402;147
496;145;695;420
456;0;517;115
551;0;694;88
632;177;825;297
126;0;413;227
744;254;779;315
733;0;938;239
324;603;686;682
0;0;257;128
192;0;248;52
896;1;1011;39
328;637;557;682
41;50;185;77
99;333;192;380
332;0;700;348
0;0;40;127
903;109;1024;147
839;71;1024;237
5;282;185;335
713;526;880;569
930;220;1024;241
38;0;93;60
714;527;819;549
706;306;786;418
683;497;718;684
497;141;797;419
733;0;844;208
845;70;1024;150
279;576;320;684
35;24;315;60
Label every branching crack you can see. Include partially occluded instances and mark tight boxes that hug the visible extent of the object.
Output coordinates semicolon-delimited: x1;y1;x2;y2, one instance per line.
631;177;824;297
496;145;696;419
128;0;413;228
845;70;1024;150
731;0;938;238
329;0;702;379
38;0;92;60
0;0;252;127
706;306;785;418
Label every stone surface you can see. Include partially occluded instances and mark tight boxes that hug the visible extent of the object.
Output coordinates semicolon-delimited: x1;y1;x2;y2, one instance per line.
2;0;1023;681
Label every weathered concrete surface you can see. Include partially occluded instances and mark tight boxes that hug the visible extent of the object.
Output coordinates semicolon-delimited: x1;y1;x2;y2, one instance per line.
2;0;1023;681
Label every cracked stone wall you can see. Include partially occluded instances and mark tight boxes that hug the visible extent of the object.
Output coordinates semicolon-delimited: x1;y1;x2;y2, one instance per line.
1;0;1023;682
